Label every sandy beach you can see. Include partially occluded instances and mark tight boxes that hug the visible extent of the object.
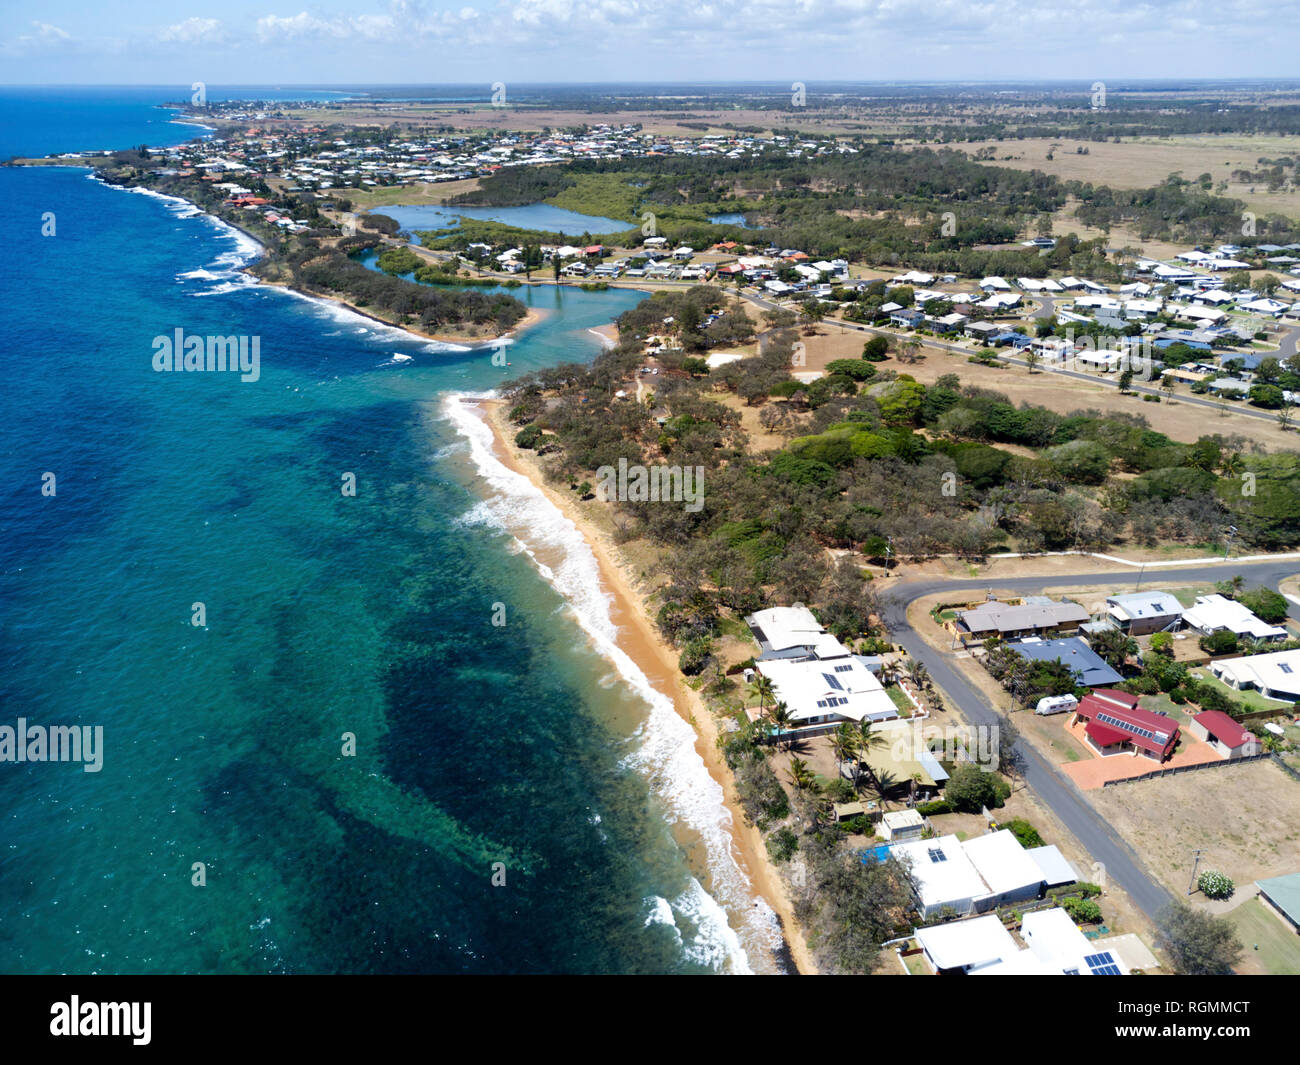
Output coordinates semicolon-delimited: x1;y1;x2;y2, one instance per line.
474;395;816;975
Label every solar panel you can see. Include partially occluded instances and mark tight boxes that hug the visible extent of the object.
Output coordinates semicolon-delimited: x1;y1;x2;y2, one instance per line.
1083;951;1120;975
927;847;947;863
824;674;844;691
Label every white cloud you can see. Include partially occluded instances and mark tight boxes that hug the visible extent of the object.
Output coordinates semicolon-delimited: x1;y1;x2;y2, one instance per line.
159;18;226;44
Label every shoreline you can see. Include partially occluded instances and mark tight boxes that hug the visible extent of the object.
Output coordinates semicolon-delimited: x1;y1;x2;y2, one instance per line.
84;169;549;349
472;395;816;975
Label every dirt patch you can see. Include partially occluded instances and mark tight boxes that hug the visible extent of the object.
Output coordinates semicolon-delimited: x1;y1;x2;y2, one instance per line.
1088;759;1300;899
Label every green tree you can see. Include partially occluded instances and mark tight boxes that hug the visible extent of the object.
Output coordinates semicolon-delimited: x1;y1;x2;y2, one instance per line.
1155;901;1243;975
943;763;1001;813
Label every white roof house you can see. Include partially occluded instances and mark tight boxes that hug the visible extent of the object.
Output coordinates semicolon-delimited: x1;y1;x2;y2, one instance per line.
979;292;1023;310
1025;845;1080;887
756;655;898;726
915;915;1019;973
1182;594;1288;642
917;908;1127;975
1105;591;1184;631
981;276;1012;291
894;835;990;917
962;830;1048;899
745;605;848;661
1019;908;1128;974
893;830;1046;918
1210;647;1300;701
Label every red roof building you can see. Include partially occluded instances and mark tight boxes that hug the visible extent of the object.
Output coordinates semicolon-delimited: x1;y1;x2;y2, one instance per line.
1189;711;1257;759
1074;689;1179;761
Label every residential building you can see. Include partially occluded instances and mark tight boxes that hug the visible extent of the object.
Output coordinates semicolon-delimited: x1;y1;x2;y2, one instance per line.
954;598;1090;643
1187;711;1258;760
891;829;1063;918
1209;647;1300;701
1073;689;1178;761
1256;873;1300;932
1104;591;1184;635
1182;594;1288;643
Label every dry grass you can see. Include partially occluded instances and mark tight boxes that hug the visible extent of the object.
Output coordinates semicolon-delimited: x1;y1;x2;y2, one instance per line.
957;135;1300;220
1087;759;1300;897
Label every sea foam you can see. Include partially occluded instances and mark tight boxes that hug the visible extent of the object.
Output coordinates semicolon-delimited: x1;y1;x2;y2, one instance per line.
443;392;788;975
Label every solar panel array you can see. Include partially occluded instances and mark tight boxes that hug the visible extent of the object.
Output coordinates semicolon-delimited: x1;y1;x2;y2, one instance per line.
1084;951;1122;976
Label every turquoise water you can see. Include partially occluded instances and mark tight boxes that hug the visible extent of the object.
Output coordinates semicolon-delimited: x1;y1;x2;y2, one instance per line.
375;203;633;240
0;92;786;974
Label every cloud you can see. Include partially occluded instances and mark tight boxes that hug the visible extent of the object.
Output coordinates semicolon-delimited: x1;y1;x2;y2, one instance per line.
159;18;226;44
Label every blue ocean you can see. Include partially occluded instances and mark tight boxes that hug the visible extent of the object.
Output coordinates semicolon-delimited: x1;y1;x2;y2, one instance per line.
0;88;784;974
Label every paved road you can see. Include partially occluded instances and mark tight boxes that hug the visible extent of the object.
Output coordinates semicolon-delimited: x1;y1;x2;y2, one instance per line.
878;557;1300;927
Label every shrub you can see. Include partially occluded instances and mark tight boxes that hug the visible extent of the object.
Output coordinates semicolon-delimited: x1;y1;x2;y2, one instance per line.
766;827;799;863
916;799;953;816
514;424;543;449
1003;818;1044;849
1062;896;1103;923
1075;882;1103;898
677;636;714;676
1198;870;1234;900
1200;629;1238;655
1149;632;1174;657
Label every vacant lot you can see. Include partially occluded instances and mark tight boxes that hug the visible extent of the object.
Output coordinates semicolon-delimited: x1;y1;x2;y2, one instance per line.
1089;759;1300;898
788;320;1300;452
957;135;1300;220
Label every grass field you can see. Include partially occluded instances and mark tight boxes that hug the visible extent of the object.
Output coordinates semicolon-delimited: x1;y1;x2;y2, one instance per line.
1190;669;1293;713
955;135;1300;220
1226;897;1300;975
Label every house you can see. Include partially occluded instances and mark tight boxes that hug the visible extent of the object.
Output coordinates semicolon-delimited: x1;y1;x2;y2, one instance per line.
1010;637;1123;688
915;915;1022;974
890;308;925;329
745;605;846;662
1104;591;1184;636
1182;594;1288;643
980;276;1012;291
978;292;1023;311
1256;873;1300;932
756;654;899;728
1187;711;1258;760
877;809;925;842
930;312;968;333
1073;689;1178;761
1014;908;1128;975
954;598;1090;643
917;908;1126;975
1209;647;1300;701
892;829;1063;920
965;320;1002;342
745;607;899;729
893;831;1043;918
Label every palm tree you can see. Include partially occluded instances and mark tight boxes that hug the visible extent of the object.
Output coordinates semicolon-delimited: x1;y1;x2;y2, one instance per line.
853;719;888;795
829;722;860;785
747;675;775;716
767;701;793;749
787;757;827;831
905;659;930;690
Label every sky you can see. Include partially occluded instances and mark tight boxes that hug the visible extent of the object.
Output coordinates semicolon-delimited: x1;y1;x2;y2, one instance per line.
0;0;1297;84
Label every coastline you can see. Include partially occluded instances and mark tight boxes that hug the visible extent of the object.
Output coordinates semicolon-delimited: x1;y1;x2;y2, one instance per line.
472;394;816;975
255;274;549;346
85;169;549;348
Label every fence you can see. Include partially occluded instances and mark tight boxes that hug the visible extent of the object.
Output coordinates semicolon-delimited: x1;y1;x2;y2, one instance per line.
1100;750;1271;787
